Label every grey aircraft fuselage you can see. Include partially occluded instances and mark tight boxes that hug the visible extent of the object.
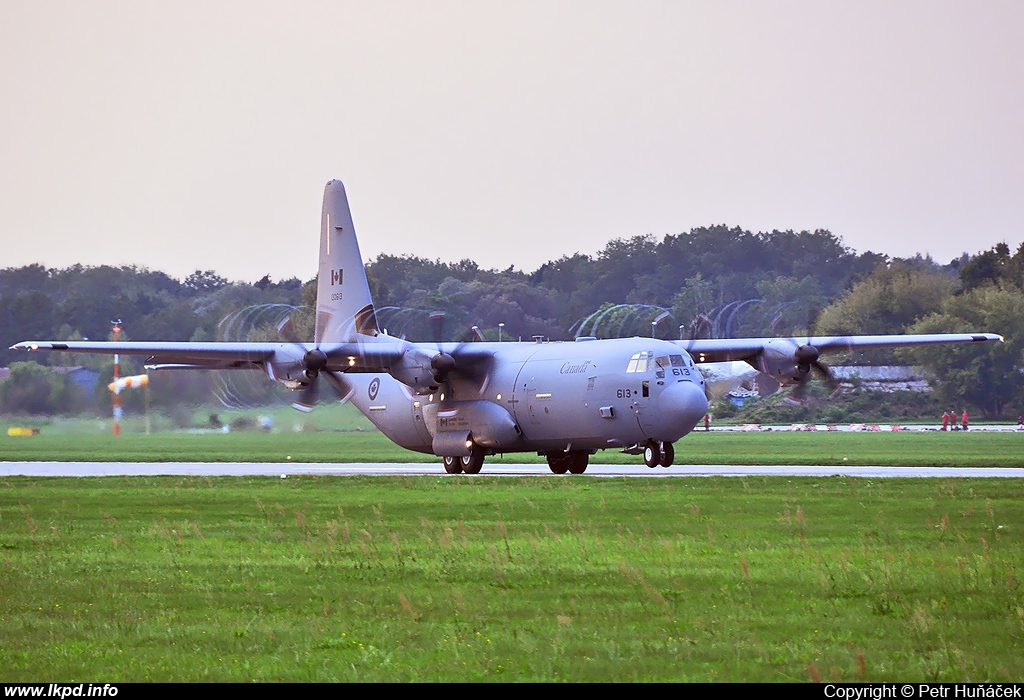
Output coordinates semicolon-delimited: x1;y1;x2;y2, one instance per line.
344;337;707;456
11;178;1002;474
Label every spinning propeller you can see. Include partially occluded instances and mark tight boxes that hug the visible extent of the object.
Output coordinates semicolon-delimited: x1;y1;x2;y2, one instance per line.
428;312;457;385
277;316;351;411
424;312;491;391
786;310;842;405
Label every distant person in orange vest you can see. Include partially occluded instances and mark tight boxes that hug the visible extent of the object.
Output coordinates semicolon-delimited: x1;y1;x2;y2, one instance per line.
1017;415;1023;430
704;413;711;431
941;411;949;431
961;409;969;431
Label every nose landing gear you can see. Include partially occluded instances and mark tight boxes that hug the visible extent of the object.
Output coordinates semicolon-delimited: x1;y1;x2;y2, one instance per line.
643;441;674;468
659;441;674;467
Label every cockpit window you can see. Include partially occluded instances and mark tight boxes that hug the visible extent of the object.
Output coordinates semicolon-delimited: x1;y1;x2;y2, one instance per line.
670;354;687;367
626;353;640;373
626;351;655;373
655;355;671;369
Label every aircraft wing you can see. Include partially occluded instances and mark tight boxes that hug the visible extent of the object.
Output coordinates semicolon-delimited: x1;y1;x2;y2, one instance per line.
8;340;406;372
677;332;1003;364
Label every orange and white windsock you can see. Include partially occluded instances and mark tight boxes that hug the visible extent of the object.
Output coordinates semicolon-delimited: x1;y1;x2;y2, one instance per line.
108;374;149;393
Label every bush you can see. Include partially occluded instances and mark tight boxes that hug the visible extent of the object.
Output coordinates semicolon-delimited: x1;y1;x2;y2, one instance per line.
230;416;255;431
0;361;88;415
164;405;196;429
724;386;943;424
712;401;738;419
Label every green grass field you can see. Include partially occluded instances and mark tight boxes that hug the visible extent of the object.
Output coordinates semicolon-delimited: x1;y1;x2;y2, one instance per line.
2;423;1023;467
1;476;1022;681
2;406;1023;681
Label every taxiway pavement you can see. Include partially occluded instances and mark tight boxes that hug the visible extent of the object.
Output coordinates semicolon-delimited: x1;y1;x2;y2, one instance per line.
2;462;1023;478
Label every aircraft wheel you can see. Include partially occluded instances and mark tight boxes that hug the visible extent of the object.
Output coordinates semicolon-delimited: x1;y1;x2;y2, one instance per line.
659;441;674;468
443;456;463;474
567;452;589;475
643;442;661;468
461;445;485;474
546;454;569;474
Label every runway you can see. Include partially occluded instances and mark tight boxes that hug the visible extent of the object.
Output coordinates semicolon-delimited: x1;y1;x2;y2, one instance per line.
2;462;1024;478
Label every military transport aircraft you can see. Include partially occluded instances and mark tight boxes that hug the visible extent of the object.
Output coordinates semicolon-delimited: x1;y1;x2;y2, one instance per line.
12;180;1002;474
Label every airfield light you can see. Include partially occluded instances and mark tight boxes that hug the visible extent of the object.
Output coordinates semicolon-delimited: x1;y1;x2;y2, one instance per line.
498;323;505;342
652;321;657;337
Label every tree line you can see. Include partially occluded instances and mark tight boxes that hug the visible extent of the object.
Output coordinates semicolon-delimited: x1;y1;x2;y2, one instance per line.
2;227;1021;418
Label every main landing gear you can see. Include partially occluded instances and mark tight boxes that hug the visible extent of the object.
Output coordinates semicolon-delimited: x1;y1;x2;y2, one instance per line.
546;451;590;475
643;440;675;468
442;444;485;474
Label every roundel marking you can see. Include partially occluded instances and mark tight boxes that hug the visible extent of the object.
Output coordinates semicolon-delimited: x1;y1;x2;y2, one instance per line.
368;377;380;401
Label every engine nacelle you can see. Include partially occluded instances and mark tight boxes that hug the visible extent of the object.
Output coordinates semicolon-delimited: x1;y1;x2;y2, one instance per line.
750;339;810;387
264;350;309;387
387;347;439;395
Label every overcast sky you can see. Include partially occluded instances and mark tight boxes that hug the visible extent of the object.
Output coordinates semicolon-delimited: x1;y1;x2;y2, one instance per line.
2;1;1022;283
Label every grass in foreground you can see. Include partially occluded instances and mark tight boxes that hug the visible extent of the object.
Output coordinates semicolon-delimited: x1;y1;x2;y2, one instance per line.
1;476;1022;681
4;403;1023;467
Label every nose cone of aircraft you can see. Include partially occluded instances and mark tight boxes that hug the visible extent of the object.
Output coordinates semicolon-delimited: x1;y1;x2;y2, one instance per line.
656;381;709;442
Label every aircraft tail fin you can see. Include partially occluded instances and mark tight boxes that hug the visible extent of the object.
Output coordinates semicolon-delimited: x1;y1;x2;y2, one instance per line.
314;180;379;344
